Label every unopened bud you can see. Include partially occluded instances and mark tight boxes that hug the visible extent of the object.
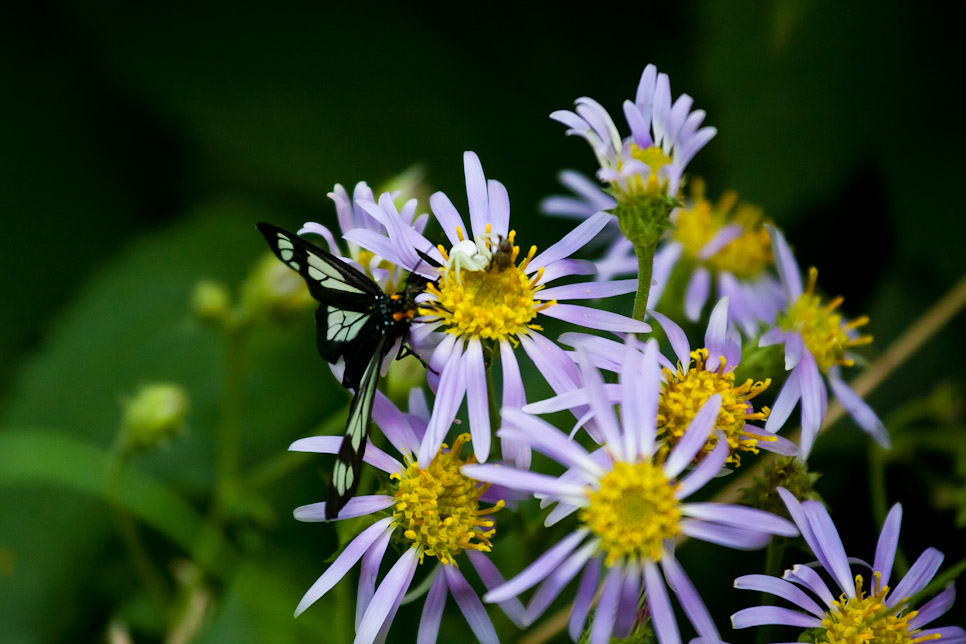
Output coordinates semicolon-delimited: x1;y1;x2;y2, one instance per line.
191;280;231;326
241;253;314;321
121;383;189;452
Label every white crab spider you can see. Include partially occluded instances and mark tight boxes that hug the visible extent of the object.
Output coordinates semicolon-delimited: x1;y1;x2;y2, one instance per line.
443;235;492;285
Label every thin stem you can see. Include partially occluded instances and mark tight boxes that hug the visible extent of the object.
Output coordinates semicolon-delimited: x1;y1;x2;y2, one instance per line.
107;446;170;611
711;275;966;506
217;321;246;510
486;364;500;433
631;240;657;321
758;538;785;644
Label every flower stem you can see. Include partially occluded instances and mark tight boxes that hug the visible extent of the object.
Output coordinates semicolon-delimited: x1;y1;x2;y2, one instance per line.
632;240;657;321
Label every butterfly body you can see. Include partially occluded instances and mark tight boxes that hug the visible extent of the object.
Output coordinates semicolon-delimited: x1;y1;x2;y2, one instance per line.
256;222;430;519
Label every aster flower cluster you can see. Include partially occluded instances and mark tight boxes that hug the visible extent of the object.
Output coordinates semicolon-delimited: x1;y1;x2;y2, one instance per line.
272;63;963;644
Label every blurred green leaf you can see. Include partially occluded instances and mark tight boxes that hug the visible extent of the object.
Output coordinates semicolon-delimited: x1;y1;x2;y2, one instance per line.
0;428;235;579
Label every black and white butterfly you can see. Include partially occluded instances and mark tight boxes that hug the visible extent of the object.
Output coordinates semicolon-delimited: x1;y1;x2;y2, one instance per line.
257;223;432;519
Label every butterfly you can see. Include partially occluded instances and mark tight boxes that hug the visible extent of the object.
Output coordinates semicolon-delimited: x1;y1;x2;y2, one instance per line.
257;223;432;519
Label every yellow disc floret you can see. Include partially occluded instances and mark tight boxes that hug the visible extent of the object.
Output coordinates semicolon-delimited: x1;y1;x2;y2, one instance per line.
421;227;554;342
580;461;681;566
779;267;873;373
391;433;503;565
658;348;772;467
822;573;940;644
673;180;774;279
622;144;674;195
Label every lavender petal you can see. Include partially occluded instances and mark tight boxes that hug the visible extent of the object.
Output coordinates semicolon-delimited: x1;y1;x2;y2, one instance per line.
662;553;720;641
466;549;526;627
664;394;722;478
483;529;590;603
909;584;956;629
731;606;822;629
429;191;467;247
464;338;491;462
590;564;625;644
680;519;772;550
784;564;836;607
294;495;395;522
536;279;638;301
675;437;730;500
888;548;945;608
828;372;891;448
416;567;447;644
766;224;802;300
295;518;394;616
540;303;651;333
357;526;393;628
874;503;903;586
685;267;711;321
681;503;798;537
354;548;419;644
644;560;682;644
443;563;499;644
733;574;826;618
530;212;613;270
289;436;402;474
569;555;602;641
461;463;588;503
526;541;597;624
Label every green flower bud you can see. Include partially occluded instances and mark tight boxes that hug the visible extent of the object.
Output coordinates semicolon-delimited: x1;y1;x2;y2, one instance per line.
121;383;189;452
241;253;314;322
740;456;822;520
191;279;232;326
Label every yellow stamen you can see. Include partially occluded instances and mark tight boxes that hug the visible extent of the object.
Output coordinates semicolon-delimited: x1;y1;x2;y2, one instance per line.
420;225;549;342
390;434;503;565
580;461;680;566
621;144;673;195
658;349;771;467
672;180;774;279
779;268;873;373
823;573;939;644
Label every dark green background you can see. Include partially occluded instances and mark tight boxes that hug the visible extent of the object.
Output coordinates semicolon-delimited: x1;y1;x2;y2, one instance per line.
1;2;964;642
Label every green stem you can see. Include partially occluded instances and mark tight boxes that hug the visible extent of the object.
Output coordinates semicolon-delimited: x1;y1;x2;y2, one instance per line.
217;321;246;512
486;365;500;433
106;446;170;611
631;241;657;321
758;538;785;644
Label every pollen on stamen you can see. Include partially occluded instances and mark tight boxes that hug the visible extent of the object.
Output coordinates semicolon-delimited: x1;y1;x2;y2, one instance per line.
822;573;938;644
390;433;503;565
419;225;551;342
779;267;874;373
580;461;681;566
658;348;772;467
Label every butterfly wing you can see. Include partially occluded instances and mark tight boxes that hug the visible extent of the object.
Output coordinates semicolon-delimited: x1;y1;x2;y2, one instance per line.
258;223;388;387
326;334;387;520
257;223;382;301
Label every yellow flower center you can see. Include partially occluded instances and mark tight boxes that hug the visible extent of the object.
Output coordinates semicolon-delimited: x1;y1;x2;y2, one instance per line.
673;181;773;279
579;461;680;566
658;348;771;467
391;433;503;565
354;248;400;293
621;144;673;195
779;267;873;373
823;574;940;644
420;226;554;342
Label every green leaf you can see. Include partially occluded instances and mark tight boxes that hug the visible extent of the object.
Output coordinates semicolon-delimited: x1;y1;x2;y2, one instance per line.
0;428;235;579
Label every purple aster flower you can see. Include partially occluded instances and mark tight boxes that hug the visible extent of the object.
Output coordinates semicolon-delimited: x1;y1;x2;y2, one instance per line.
298;181;429;293
551;64;716;200
732;487;964;644
462;339;799;644
552;297;799;466
759;225;888;458
654;181;786;334
289;389;523;644
343;151;649;468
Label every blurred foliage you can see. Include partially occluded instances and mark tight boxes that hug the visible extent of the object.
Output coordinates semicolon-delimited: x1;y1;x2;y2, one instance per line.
1;1;964;643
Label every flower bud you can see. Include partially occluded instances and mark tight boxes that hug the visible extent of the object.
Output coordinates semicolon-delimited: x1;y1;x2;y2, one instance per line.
121;383;189;452
241;253;314;321
191;279;231;326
